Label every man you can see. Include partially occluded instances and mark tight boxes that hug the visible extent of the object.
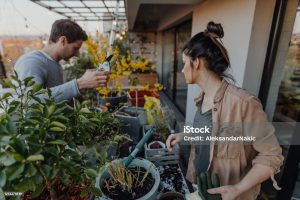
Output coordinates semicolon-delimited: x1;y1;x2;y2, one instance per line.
15;19;107;102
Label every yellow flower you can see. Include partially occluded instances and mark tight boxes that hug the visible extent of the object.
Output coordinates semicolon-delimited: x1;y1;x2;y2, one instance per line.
123;71;131;76
154;83;163;91
143;84;150;91
129;86;135;92
116;81;123;94
96;87;110;98
151;65;157;71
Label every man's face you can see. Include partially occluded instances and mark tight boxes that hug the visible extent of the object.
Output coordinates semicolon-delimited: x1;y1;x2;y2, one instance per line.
59;37;83;61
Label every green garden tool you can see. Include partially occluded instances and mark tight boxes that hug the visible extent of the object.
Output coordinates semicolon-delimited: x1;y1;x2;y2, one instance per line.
123;127;154;168
197;172;222;200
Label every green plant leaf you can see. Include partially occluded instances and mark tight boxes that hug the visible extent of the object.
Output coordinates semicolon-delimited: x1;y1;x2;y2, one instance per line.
11;138;26;155
44;147;59;157
31;183;44;198
32;173;43;184
47;140;65;145
0;188;5;200
23;77;34;87
0;171;6;188
0;153;16;166
1;92;12;99
49;127;65;132
79;108;91;114
91;186;102;196
26;154;44;162
0;124;8;134
84;168;98;178
49;168;59;179
26;163;37;177
6;117;16;133
31;83;43;93
40;164;51;177
14;177;36;192
13;153;24;162
7;163;25;181
47;105;56;117
2;79;15;88
7;102;20;115
50;121;66;130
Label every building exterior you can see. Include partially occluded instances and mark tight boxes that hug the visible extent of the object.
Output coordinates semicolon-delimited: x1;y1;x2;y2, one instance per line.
0;36;43;77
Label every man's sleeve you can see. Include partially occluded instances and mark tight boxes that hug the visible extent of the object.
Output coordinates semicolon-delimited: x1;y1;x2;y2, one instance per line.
48;80;80;102
15;58;80;102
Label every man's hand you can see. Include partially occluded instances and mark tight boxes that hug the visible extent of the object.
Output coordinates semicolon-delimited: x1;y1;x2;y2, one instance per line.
197;172;222;200
77;70;108;90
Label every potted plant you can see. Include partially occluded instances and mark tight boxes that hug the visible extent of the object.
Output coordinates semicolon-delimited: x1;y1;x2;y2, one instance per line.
95;158;160;200
127;76;162;107
142;97;179;165
0;73;124;199
114;106;147;144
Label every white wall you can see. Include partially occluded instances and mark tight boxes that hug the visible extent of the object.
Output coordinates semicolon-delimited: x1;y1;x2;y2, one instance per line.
186;0;258;122
243;0;276;95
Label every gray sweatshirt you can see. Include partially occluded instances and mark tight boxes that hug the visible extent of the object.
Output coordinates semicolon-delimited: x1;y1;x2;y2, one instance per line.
14;50;80;102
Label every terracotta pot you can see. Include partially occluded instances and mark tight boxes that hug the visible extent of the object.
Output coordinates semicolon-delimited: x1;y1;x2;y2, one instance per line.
128;90;159;107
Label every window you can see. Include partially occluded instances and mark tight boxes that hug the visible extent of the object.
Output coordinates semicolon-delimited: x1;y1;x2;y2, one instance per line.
162;20;192;115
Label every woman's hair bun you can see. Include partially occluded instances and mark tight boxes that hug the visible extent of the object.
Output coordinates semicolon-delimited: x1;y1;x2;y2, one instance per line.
206;21;224;38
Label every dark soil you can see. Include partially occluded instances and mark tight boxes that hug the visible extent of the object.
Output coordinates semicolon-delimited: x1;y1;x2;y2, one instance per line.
116;140;144;158
149;141;164;149
146;132;165;145
158;164;189;194
101;167;155;200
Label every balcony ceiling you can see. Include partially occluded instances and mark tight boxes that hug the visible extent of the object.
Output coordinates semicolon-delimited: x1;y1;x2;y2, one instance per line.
125;0;203;31
30;0;127;21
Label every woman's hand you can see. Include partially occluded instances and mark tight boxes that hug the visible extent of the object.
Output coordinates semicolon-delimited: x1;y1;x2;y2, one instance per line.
166;133;181;152
207;185;242;200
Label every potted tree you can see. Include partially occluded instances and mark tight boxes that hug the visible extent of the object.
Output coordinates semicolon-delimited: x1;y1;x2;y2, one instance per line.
0;73;123;199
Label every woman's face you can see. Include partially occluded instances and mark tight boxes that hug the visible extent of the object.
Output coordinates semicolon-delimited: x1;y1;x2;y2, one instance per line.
182;53;194;84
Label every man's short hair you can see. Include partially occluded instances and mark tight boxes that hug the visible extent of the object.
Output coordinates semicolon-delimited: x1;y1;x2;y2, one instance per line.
49;19;88;43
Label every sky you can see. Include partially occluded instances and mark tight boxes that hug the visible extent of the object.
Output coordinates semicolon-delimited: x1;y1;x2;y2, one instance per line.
0;0;104;36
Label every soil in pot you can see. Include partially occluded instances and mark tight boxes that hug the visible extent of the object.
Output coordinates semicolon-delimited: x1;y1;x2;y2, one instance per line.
149;141;165;149
101;167;154;200
158;164;189;194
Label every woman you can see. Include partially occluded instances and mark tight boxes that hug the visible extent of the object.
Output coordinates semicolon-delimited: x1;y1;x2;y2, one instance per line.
166;21;284;200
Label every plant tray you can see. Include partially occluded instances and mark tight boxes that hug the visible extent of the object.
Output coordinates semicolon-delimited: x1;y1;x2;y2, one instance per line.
157;164;190;194
143;125;180;166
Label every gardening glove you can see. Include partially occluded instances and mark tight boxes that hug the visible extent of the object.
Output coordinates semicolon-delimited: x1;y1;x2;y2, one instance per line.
197;172;222;200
